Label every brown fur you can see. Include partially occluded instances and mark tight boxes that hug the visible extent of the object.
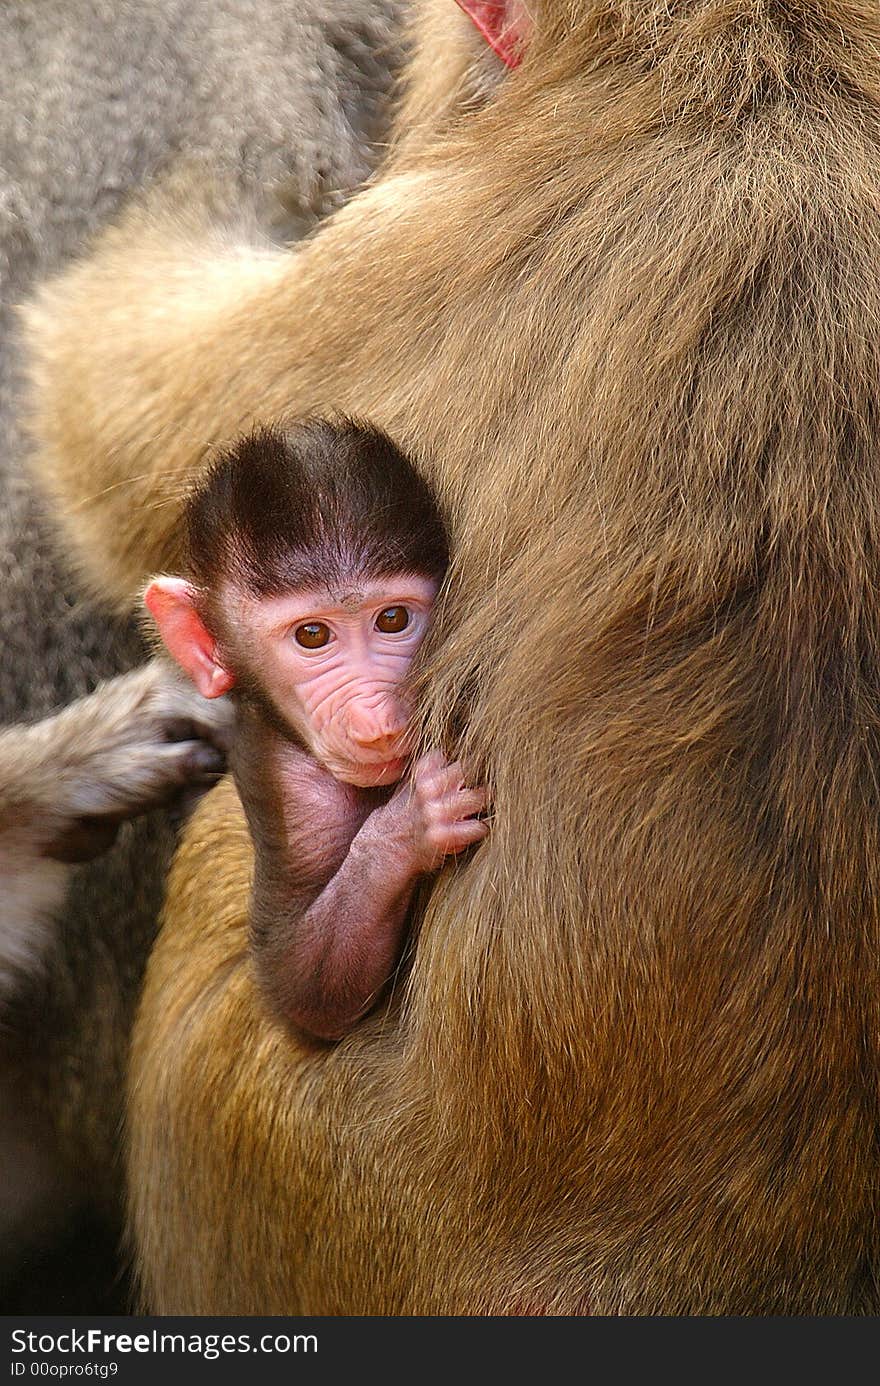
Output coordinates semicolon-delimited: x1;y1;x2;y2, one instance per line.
23;0;880;1312
184;418;448;607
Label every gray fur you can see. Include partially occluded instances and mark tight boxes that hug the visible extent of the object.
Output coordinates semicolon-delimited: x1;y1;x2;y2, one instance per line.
0;0;404;1308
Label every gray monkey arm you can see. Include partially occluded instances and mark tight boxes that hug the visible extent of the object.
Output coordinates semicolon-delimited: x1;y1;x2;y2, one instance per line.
0;658;234;998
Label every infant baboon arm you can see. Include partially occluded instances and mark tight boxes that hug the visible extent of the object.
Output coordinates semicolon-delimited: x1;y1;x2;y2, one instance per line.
244;738;488;1041
142;418;485;1039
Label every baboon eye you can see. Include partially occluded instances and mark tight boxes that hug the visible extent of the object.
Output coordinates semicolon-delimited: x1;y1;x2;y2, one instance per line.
294;622;331;649
375;606;410;634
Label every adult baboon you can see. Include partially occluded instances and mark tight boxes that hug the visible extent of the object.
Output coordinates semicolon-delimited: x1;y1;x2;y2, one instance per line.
25;0;880;1313
1;0;404;1309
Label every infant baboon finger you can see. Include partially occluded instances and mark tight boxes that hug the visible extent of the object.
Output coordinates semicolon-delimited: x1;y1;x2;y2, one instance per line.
447;819;489;851
441;787;488;819
460;784;489;811
429;761;473;796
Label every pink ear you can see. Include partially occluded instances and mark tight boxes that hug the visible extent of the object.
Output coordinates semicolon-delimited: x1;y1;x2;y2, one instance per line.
454;0;531;68
143;576;235;699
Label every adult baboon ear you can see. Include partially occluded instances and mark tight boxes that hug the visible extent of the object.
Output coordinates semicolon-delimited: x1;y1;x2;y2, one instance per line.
143;576;235;699
454;0;532;68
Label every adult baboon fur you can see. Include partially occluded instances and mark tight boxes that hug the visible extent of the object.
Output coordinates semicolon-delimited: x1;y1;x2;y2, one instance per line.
25;0;880;1314
0;0;404;1309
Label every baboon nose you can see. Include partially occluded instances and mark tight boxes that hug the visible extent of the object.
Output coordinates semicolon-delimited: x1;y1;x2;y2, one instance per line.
352;728;405;754
348;703;407;754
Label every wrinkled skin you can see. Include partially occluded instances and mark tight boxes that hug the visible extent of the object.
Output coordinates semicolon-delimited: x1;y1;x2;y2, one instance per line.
147;572;487;1039
0;0;405;1310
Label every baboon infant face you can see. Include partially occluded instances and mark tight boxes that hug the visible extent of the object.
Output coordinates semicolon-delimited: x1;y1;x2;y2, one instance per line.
221;575;438;787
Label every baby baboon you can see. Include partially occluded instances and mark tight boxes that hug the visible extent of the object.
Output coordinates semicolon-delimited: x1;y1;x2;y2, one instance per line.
23;0;880;1315
146;420;486;1039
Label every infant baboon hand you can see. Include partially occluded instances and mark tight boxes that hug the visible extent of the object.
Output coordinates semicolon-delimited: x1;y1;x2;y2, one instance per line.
394;750;489;874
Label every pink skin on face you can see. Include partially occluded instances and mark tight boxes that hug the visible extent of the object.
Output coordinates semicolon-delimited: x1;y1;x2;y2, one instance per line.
144;568;490;1038
229;575;439;787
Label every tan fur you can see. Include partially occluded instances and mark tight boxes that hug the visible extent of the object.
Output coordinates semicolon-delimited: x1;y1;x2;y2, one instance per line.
24;0;880;1312
0;660;232;1000
394;0;507;145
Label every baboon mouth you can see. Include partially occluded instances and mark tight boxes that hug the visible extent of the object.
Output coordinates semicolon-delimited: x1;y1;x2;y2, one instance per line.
338;757;407;787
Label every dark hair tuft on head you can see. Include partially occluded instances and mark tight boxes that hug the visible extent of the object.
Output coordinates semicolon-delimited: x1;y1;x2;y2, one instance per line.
184;417;449;601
